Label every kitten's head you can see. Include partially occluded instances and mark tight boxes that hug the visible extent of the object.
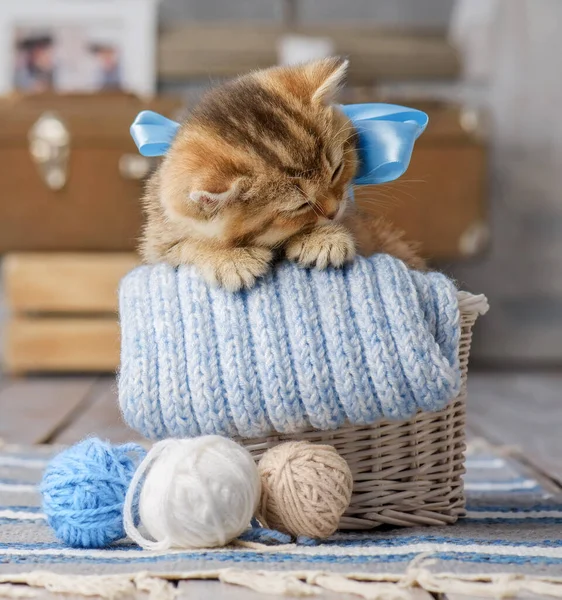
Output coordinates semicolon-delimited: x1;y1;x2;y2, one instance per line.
158;57;358;247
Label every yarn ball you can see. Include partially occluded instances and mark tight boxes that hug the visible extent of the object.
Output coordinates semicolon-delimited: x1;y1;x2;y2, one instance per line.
257;441;353;539
124;436;261;550
40;438;146;548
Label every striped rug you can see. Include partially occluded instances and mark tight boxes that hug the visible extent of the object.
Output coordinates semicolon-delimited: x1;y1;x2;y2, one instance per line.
1;441;562;598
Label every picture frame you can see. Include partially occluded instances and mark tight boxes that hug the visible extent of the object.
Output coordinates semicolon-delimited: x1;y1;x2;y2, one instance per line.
0;0;160;97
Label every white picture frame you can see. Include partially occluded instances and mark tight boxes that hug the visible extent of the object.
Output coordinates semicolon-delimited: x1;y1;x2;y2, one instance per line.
0;0;160;97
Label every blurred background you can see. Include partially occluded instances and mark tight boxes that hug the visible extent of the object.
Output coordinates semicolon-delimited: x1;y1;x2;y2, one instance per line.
0;0;560;470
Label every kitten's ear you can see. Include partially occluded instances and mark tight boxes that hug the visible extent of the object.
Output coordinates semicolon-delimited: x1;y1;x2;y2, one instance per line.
307;57;349;104
265;57;348;105
188;177;242;209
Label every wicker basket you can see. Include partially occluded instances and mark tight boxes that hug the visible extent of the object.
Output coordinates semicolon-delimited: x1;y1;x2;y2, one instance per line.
239;292;488;530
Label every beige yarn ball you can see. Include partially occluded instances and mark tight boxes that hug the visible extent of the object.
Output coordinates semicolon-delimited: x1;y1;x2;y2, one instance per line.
257;441;353;539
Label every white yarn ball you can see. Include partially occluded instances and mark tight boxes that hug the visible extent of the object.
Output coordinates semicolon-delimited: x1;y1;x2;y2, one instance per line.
124;436;260;550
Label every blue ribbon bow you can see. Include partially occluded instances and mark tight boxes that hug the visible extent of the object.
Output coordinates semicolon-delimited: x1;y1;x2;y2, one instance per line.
130;103;428;185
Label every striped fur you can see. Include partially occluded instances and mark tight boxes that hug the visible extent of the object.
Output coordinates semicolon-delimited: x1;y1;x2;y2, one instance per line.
140;58;423;291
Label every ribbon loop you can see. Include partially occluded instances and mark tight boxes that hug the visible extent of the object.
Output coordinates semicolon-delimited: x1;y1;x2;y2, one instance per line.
130;111;180;158
130;103;428;184
340;103;428;185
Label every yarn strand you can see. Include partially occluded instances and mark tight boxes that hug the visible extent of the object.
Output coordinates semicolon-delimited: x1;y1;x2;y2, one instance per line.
123;440;173;551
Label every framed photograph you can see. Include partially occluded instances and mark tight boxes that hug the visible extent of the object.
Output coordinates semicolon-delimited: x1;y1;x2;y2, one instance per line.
0;0;159;96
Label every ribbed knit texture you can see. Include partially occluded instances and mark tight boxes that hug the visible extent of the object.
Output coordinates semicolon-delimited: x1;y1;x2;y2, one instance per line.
118;255;460;440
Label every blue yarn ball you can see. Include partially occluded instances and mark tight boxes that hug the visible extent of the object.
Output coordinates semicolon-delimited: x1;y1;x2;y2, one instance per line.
40;438;146;548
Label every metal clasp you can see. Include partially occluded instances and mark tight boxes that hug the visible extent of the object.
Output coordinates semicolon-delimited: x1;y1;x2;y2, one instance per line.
28;112;70;191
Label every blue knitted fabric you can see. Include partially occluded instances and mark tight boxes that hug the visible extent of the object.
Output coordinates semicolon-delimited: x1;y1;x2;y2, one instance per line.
118;255;460;440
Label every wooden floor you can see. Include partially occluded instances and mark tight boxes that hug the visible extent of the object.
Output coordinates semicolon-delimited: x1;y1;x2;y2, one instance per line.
0;371;561;600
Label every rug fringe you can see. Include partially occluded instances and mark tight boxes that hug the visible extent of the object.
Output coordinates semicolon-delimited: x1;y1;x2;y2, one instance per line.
413;568;562;599
217;566;562;599
219;570;319;596
0;572;177;600
2;562;562;599
305;574;411;600
0;584;37;599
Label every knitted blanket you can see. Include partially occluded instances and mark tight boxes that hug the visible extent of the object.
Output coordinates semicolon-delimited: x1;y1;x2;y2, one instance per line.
118;255;461;440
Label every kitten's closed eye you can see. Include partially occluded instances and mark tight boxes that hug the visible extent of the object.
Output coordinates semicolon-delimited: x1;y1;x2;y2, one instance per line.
331;163;344;183
294;201;311;212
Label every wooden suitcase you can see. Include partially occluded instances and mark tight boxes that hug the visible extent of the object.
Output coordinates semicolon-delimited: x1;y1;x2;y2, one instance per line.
0;94;181;253
0;93;487;260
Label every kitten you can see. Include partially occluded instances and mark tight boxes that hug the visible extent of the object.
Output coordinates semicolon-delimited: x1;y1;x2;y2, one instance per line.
140;58;424;290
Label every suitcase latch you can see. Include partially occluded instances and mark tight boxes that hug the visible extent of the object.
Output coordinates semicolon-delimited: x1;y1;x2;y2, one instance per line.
28;112;70;191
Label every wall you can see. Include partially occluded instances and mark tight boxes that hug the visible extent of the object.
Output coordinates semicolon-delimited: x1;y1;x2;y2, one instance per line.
160;0;454;25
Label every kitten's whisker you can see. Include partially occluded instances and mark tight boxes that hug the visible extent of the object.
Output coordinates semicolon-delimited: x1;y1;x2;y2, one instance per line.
355;198;380;208
306;199;323;219
357;195;399;210
312;204;324;219
368;195;401;209
381;181;423;196
359;199;395;211
333;123;356;140
332;117;356;135
385;179;427;186
285;167;318;179
358;184;417;203
359;190;398;202
377;187;416;202
358;203;395;215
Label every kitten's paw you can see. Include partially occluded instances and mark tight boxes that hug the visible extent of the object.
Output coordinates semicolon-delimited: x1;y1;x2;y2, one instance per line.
286;225;356;269
201;247;273;291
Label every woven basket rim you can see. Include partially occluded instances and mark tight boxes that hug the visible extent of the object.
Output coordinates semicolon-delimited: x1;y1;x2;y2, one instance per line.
457;291;489;315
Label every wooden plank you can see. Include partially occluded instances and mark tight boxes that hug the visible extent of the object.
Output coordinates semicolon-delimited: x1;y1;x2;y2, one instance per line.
410;592;434;599
3;253;138;313
55;378;143;445
0;583;435;600
0;591;149;600
15;583;434;600
444;593;551;599
4;317;119;374
467;373;562;486
0;583;432;600
158;24;459;81
179;581;276;600
0;377;96;444
178;581;433;599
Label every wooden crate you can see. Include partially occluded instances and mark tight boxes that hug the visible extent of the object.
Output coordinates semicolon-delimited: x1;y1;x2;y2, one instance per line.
2;253;137;374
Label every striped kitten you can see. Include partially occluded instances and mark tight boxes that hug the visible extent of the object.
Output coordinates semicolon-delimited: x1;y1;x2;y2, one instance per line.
140;58;424;290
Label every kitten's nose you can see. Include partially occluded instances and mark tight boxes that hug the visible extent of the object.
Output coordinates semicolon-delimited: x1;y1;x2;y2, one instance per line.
325;209;338;220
